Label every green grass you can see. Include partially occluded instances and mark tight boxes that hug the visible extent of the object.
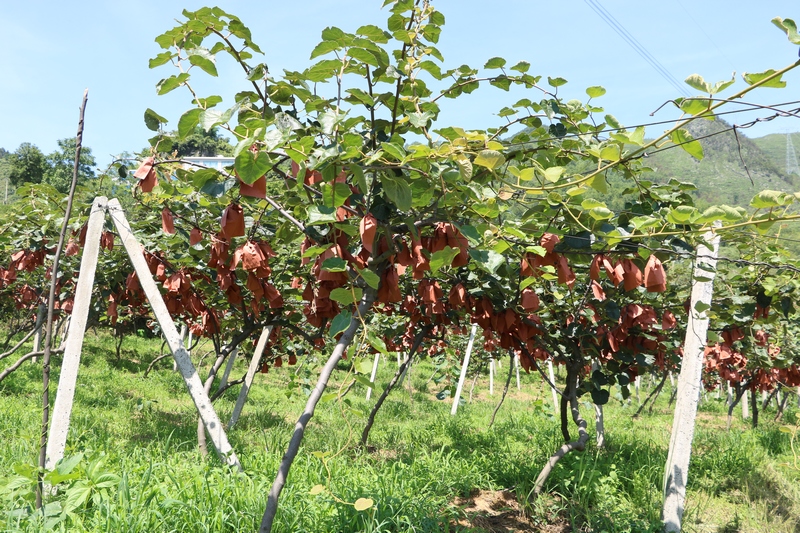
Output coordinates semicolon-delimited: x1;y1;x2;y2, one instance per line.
2;331;799;532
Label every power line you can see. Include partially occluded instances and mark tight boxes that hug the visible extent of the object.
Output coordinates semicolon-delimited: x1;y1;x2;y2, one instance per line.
503;99;800;149
674;0;737;73
583;0;691;98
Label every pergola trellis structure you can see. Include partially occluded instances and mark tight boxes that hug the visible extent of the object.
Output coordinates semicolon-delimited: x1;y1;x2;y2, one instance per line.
45;197;241;471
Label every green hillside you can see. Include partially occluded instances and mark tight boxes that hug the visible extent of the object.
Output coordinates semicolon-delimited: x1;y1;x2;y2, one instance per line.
753;132;800;178
643;119;800;207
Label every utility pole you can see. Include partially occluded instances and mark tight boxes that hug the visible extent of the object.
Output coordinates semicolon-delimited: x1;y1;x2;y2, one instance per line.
787;132;799;176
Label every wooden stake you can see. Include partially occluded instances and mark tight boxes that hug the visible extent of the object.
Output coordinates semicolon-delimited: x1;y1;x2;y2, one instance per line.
37;90;88;509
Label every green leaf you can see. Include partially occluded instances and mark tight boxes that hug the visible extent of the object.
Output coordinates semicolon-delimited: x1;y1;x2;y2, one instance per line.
693;301;711;313
353;374;375;389
357;268;380;290
590;389;610;405
408;111;434;128
63;483;91;513
302;244;334;258
684;73;710;93
772;17;800;44
329;310;352;337
356;24;390;43
468;249;504;275
667;205;697;224
678;97;714;117
381;142;407;161
547;76;567;87
629;215;660;230
581;198;605;209
354;498;374;511
156;73;190;95
599;144;620;162
670;129;704;160
350;164;368;194
234;150;271;184
474;150;505;170
367;333;389;355
429;246;460;274
586;86;606;98
330;287;362;305
322;257;348;272
382;174;412;211
310;40;340;59
742;69;786;88
177;108;202;139
323;182;352;208
144;108;168;132
750;190;794;209
149;51;173;68
56;453;84;476
345;88;375;107
187;48;218;76
587;174;607;194
455;155;473;181
308;205;339;225
588;207;613;220
510;60;530;73
484;57;506;69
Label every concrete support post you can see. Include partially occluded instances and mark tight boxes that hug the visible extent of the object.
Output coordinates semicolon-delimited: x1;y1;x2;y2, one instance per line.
451;324;477;416
107;199;241;469
663;226;720;532
45;198;107;470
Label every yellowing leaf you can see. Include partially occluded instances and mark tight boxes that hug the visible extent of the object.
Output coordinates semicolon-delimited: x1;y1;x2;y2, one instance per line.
474;150;505;170
742;69;787;88
599;145;620;162
543;166;565;182
354;497;374;511
772;17;800;44
310;484;325;495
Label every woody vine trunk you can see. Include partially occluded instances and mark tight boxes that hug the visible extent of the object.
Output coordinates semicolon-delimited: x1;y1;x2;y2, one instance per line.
360;325;431;448
259;288;376;533
533;358;589;495
37;90;88;508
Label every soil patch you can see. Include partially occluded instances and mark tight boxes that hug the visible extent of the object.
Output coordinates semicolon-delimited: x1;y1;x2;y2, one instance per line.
450;489;570;532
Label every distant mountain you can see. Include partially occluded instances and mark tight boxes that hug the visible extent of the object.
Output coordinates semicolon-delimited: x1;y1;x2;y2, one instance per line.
752;133;800;178
643;119;800;207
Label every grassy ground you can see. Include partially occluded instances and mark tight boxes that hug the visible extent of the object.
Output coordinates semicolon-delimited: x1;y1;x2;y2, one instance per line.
1;331;799;532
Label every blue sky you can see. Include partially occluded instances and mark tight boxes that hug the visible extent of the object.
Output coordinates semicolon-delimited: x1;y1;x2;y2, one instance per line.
2;1;799;168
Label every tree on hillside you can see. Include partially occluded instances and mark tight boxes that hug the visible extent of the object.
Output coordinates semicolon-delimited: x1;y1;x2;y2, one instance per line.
7;143;48;187
43;138;96;193
6;140;96;194
170;127;233;157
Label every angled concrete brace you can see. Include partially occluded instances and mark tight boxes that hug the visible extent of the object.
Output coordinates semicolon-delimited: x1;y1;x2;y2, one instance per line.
46;197;108;470
47;197;241;471
106;199;241;469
